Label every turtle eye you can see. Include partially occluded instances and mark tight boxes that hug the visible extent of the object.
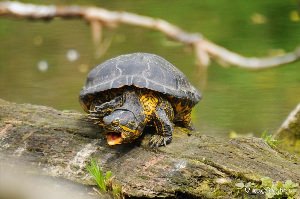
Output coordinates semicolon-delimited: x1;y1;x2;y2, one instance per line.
129;121;136;126
111;119;120;127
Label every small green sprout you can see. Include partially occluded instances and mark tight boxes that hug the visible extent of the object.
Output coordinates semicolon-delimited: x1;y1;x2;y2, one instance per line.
86;159;112;192
261;131;279;148
86;159;123;199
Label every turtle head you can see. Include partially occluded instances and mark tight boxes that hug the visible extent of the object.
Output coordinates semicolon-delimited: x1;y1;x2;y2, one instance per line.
103;109;143;145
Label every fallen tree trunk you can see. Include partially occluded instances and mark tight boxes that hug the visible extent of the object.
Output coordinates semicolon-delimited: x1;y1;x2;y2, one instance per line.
0;98;299;198
275;103;300;155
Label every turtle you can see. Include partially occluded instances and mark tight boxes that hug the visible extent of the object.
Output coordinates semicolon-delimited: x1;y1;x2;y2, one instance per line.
79;53;201;147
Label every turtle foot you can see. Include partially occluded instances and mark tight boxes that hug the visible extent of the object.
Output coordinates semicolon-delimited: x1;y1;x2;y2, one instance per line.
149;135;172;147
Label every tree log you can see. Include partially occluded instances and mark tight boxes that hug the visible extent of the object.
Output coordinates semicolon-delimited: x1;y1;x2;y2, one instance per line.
0;98;299;198
275;103;300;155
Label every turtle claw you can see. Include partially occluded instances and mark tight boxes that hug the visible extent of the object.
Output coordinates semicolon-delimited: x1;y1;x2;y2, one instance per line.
88;113;98;118
89;109;97;113
149;135;172;148
186;125;195;131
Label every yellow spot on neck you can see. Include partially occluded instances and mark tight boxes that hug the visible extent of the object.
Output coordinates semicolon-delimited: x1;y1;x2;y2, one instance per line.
139;92;159;121
120;125;139;135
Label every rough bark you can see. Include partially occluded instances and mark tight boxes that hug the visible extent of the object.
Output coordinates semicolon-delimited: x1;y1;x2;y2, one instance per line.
0;98;299;198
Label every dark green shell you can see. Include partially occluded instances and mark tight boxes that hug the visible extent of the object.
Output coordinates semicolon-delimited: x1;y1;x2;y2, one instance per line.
80;53;201;110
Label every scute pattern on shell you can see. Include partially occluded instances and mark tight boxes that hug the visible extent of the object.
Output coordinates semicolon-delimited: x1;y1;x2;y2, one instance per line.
80;53;201;105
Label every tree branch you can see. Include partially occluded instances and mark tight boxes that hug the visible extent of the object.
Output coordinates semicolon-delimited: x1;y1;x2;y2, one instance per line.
1;1;300;69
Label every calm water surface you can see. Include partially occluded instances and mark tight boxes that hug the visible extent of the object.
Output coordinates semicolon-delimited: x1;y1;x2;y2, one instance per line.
0;0;299;137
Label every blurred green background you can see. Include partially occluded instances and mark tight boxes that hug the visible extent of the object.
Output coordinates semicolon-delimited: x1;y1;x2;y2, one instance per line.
0;0;300;138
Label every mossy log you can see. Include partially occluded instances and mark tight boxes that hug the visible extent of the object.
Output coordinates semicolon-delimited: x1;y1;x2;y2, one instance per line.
0;98;299;198
275;103;300;154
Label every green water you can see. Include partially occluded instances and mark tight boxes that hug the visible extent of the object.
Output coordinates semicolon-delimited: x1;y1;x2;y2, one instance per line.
0;0;299;137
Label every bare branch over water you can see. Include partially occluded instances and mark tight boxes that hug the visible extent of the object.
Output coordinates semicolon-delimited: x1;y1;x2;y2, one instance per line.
1;1;300;69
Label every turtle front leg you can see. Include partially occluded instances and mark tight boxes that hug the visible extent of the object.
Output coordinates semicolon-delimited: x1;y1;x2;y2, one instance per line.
89;95;123;123
150;100;174;147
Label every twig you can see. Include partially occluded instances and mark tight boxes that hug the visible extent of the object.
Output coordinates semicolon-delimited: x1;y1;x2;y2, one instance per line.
1;1;299;69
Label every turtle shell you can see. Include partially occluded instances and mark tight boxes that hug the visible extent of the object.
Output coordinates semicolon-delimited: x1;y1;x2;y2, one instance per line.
79;53;201;111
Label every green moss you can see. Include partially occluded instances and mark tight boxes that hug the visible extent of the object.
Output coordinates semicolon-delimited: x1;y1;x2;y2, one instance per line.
187;179;231;198
261;177;299;199
278;138;300;155
261;131;279;148
234;177;299;199
192;180;215;198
